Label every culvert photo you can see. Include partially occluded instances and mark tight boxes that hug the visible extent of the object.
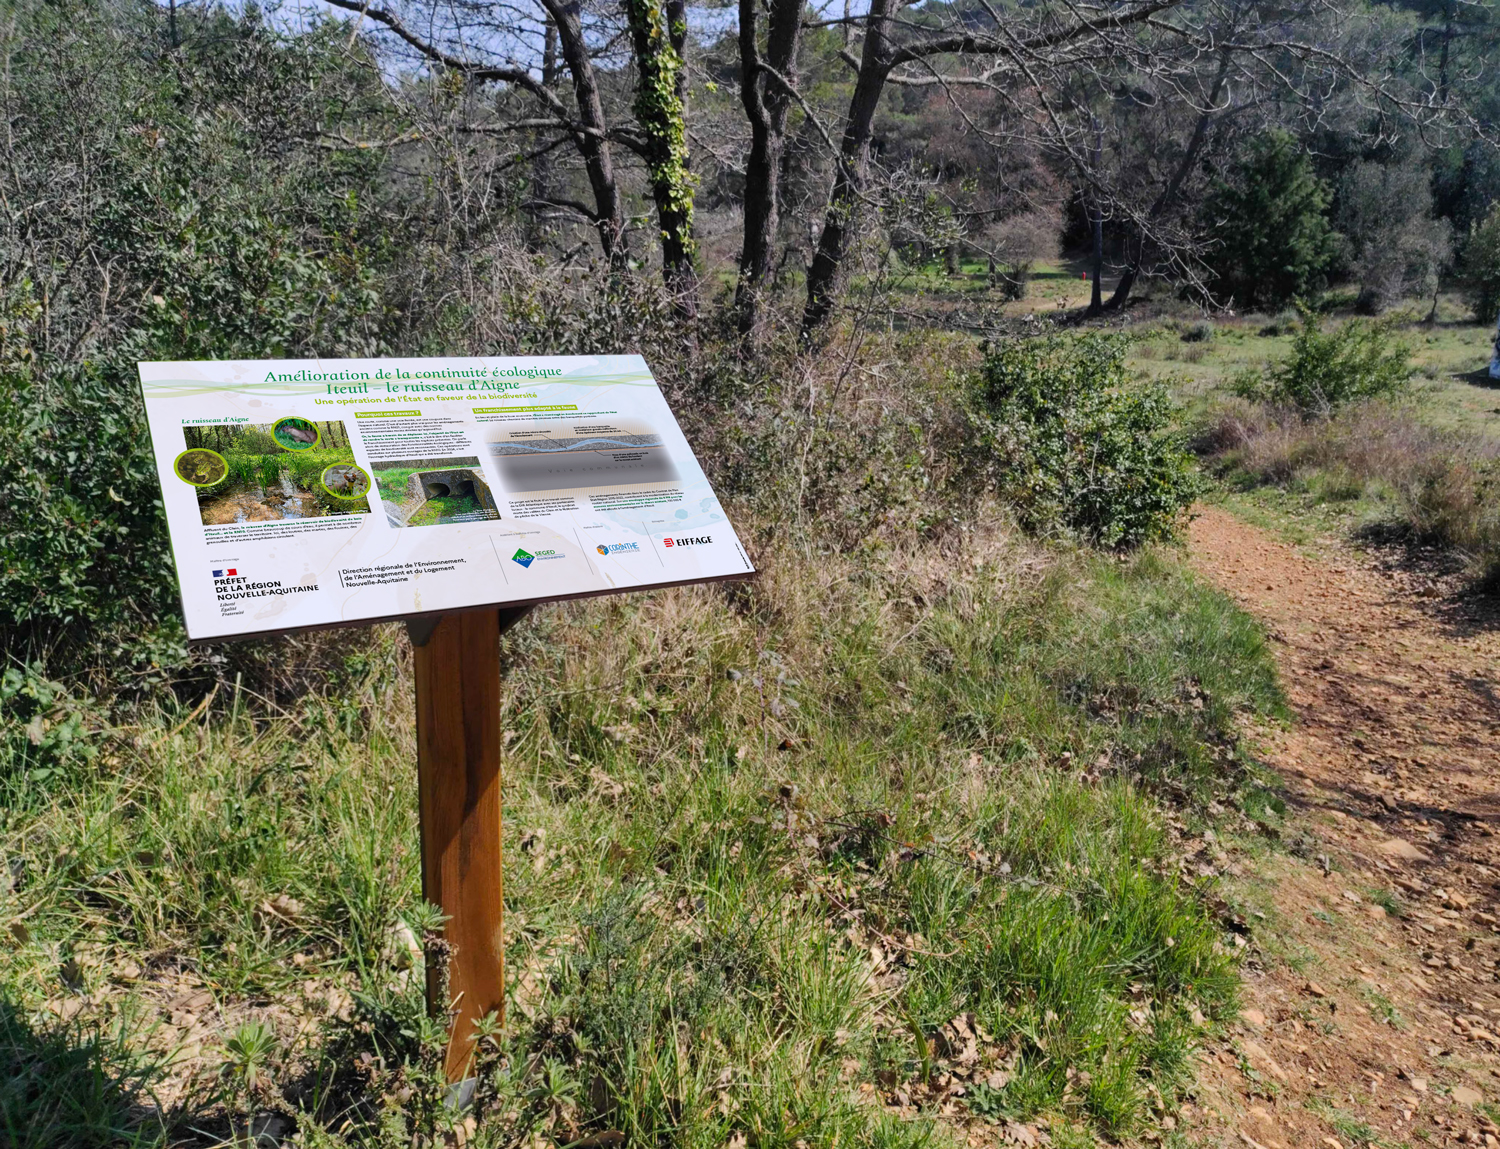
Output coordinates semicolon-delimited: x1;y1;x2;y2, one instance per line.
371;456;501;527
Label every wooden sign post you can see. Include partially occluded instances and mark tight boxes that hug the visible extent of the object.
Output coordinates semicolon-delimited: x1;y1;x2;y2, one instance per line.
409;605;532;1081
138;353;756;1085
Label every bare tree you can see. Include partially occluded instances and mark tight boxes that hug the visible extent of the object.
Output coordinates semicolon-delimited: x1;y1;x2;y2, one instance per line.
735;0;804;346
322;0;711;289
1105;48;1232;309
797;0;1179;339
792;0;1468;336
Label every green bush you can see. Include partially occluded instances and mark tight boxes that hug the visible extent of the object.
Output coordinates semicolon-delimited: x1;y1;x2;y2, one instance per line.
0;4;390;680
970;334;1201;548
1202;131;1340;308
0;664;97;799
1263;309;1413;415
1461;202;1500;322
1181;319;1215;343
0;348;184;677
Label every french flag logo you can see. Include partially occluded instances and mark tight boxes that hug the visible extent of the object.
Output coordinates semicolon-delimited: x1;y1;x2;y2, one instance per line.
212;568;237;578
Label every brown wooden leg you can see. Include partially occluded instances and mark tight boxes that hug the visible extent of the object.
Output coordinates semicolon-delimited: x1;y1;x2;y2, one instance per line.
412;608;524;1082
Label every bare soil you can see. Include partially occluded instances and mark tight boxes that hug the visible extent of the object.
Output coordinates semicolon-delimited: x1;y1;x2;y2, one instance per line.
1181;503;1500;1148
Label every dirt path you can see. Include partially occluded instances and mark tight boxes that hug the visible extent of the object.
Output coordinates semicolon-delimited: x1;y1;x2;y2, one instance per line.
1181;504;1500;1149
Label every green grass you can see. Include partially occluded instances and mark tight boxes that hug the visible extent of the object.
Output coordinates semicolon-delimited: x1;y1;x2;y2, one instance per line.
1162;296;1500;583
203;444;371;516
1360;982;1404;1029
1128;296;1500;444
0;527;1284;1146
881;260;1500;447
1307;1096;1390;1147
407;493;486;524
374;464;492;524
373;464;424;503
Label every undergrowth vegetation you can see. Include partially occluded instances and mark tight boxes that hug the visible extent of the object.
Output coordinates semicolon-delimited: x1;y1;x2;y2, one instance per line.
1199;396;1500;582
1193;309;1498;581
1;522;1284;1147
0;5;1297;1148
1232;308;1414;415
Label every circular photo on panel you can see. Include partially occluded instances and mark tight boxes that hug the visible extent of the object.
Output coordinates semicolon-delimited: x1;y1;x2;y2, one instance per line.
320;463;371;500
272;417;321;451
173;448;228;487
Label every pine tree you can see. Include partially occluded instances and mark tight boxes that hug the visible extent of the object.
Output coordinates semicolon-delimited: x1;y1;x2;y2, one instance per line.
1204;130;1341;307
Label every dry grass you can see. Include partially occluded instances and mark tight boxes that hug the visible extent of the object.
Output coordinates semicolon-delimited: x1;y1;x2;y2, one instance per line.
1197;397;1500;582
1;507;1287;1148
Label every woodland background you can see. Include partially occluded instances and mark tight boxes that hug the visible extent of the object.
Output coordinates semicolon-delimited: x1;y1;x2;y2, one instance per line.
1;0;1498;1145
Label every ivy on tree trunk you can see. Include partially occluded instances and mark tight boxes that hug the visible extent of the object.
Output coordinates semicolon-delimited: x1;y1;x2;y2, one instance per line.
624;0;699;314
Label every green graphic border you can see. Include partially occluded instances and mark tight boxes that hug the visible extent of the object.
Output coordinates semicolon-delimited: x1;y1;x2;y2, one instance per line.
172;447;228;487
272;416;322;451
320;463;371;500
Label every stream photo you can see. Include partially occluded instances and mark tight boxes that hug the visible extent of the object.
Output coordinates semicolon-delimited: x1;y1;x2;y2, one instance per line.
179;420;371;523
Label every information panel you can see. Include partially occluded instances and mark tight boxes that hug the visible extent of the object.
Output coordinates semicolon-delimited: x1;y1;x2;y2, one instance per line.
139;356;754;641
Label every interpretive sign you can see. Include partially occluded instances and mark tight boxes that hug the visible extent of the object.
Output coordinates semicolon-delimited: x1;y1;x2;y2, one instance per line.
139;354;753;1083
138;355;754;641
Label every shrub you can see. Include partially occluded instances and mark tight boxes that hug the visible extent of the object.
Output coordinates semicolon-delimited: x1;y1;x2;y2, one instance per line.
0;346;184;676
970;334;1201;548
0;3;390;681
980;207;1063;301
0;664;97;799
1263;309;1413;415
1203;131;1340;308
1461;203;1500;322
1257;309;1301;337
1337;162;1452;315
993;265;1031;301
1181;320;1215;343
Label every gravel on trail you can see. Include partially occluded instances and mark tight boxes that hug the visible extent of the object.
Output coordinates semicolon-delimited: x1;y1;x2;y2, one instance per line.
1183;503;1500;1149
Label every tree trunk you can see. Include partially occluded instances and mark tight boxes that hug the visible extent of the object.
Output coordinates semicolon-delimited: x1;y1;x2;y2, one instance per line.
801;0;897;340
1087;115;1104;316
1088;207;1103;315
735;0;803;346
624;0;699;315
1107;51;1228;310
526;17;562;252
540;0;627;266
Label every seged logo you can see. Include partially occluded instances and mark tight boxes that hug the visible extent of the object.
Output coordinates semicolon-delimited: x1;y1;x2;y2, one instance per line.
514;546;563;567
